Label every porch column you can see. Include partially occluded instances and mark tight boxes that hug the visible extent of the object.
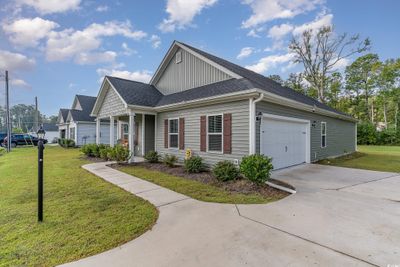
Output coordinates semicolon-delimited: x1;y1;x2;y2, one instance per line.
116;119;120;144
110;116;115;147
128;112;135;163
141;114;145;155
96;118;100;144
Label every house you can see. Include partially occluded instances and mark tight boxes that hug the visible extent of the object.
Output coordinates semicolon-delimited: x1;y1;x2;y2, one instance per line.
91;41;356;169
42;123;58;143
57;95;116;146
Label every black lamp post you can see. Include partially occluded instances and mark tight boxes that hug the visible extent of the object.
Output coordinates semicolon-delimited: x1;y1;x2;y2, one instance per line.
37;125;46;222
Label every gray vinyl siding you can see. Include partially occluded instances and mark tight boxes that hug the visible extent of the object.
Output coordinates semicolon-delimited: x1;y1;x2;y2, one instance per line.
155;48;232;95
76;122;117;146
144;115;155;154
256;101;356;161
98;83;127;118
156;100;249;167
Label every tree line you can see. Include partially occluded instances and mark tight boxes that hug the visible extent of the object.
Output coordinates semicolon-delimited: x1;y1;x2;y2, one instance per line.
270;26;400;145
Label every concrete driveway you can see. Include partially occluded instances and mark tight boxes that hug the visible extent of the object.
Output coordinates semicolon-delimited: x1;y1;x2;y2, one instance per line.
63;163;400;267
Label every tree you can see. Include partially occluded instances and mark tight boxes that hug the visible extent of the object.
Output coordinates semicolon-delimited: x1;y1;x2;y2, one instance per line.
268;74;284;85
326;72;343;109
289;26;371;103
345;54;381;122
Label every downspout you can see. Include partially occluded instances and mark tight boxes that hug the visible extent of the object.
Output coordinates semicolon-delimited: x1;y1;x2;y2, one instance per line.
249;93;264;154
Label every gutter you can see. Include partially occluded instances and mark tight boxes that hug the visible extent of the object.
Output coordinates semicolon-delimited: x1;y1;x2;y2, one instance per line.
249;93;264;154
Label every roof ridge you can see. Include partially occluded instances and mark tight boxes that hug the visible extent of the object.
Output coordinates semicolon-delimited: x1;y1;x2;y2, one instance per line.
106;75;152;85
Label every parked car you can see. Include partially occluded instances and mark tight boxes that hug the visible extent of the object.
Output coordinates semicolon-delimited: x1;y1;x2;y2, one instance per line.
3;134;48;147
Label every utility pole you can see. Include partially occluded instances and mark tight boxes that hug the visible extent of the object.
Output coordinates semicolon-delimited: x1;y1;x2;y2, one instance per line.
5;70;11;152
35;96;39;133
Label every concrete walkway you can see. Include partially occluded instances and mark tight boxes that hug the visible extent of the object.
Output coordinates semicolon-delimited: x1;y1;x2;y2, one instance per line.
61;162;400;267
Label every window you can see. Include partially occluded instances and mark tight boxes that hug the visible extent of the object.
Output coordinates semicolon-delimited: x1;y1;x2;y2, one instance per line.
169;119;179;148
175;51;182;64
208;115;223;152
321;122;327;148
70;127;75;140
122;123;129;141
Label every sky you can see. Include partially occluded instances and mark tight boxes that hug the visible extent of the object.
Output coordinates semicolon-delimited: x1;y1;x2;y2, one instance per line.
0;0;399;116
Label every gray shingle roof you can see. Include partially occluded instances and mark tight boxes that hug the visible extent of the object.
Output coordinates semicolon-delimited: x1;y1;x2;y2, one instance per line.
106;76;163;107
178;42;349;116
70;95;97;122
59;108;69;122
42;123;58;131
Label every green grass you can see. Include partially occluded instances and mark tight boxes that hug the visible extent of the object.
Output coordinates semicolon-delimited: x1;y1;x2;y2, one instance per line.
0;146;158;267
318;145;400;173
117;166;282;204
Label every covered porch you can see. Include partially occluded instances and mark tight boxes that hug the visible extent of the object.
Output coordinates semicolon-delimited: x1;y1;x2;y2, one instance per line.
95;112;156;162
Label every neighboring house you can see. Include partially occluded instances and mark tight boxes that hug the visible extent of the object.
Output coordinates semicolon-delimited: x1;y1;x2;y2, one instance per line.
42;123;58;143
57;95;116;146
91;41;356;169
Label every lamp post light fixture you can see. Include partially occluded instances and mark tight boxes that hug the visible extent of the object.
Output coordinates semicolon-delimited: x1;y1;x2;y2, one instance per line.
37;125;46;222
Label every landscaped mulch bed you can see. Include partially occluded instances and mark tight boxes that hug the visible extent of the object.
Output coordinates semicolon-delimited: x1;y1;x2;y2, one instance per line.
113;162;293;199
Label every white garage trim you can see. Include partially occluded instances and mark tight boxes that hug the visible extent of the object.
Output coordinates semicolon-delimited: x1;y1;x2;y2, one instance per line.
260;113;311;167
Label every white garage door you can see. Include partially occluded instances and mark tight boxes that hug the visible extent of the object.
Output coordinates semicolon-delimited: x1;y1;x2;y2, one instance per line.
261;115;309;170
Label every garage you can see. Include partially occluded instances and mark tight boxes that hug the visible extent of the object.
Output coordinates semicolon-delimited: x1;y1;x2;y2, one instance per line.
261;114;310;170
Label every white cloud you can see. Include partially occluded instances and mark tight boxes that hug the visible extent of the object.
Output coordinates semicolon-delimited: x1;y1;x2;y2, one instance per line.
158;0;217;32
17;0;81;14
245;53;295;73
10;78;30;88
2;17;59;47
237;47;254;59
97;68;152;83
292;13;333;35
121;42;137;56
96;5;109;12
45;21;147;63
150;35;161;48
268;23;294;39
241;0;323;28
74;51;117;65
0;50;35;71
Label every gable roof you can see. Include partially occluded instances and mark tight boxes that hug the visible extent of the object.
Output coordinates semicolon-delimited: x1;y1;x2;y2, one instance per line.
59;108;69;122
106;76;163;107
42;123;58;132
69;95;97;122
177;42;347;116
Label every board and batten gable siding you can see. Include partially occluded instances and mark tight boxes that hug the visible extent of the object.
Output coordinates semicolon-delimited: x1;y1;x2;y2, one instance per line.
155;48;232;95
156;100;249;166
255;101;356;161
97;83;127;118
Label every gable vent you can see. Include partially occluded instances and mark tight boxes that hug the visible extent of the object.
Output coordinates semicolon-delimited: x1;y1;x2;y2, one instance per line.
175;51;182;64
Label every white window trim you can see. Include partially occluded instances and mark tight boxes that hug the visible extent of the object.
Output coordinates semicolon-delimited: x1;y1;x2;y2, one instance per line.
168;118;179;149
206;114;224;154
175;51;182;64
321;121;327;148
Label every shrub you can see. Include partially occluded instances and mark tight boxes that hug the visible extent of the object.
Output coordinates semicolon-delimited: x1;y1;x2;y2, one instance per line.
163;154;178;167
184;156;203;173
58;138;75;148
144;150;160;163
240;154;273;184
357;122;377;145
99;146;112;160
377;127;399;145
212;160;239;182
108;145;130;162
81;144;96;156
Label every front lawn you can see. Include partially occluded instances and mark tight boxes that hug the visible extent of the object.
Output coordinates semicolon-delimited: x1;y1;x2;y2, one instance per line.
318;145;400;172
116;163;288;204
0;146;158;267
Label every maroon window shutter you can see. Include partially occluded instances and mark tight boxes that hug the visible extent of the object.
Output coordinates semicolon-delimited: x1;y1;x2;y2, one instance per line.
223;113;232;154
179;118;185;150
164;119;168;148
200;116;207;152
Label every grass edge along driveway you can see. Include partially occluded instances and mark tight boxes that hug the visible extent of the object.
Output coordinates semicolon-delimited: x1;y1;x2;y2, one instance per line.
0;146;158;267
117;165;284;204
318;145;400;173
